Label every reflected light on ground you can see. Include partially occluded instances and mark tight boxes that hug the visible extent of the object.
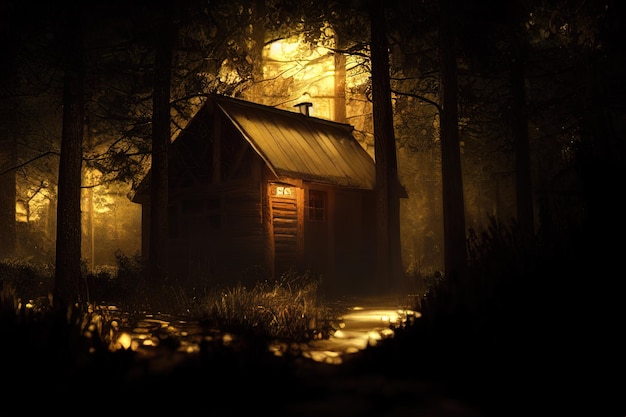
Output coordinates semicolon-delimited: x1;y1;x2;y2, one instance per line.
286;302;420;365
102;299;420;367
303;350;343;365
141;337;158;347
114;332;133;350
222;333;233;345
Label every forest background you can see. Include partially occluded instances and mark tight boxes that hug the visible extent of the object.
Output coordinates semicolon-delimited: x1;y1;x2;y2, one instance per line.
0;0;623;302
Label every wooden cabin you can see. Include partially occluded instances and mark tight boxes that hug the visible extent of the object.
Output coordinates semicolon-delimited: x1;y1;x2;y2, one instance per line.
132;94;377;295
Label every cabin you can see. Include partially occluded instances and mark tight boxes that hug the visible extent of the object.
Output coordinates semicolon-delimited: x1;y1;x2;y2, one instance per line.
132;94;377;295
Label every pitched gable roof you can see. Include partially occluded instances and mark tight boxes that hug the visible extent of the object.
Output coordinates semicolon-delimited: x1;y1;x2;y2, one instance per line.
215;95;375;190
132;95;376;203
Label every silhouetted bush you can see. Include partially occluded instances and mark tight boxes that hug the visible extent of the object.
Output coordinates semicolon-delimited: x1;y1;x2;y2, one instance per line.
358;212;624;417
0;259;53;306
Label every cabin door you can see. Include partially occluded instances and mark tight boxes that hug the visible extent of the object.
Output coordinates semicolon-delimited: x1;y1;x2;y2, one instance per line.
269;183;301;277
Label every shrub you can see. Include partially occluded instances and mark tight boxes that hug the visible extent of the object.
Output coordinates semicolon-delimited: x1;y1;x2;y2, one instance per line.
0;259;53;308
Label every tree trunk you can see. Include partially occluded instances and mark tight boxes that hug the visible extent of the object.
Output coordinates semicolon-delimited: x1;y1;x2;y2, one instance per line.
0;122;16;259
438;0;467;280
370;0;403;293
149;7;175;285
249;0;266;102
510;26;534;241
54;5;85;310
334;34;347;124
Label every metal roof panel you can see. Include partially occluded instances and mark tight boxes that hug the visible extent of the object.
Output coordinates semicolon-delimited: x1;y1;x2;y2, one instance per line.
216;96;375;190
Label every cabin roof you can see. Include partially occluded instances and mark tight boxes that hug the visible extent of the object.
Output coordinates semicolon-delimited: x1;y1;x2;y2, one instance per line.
132;95;376;203
215;95;375;190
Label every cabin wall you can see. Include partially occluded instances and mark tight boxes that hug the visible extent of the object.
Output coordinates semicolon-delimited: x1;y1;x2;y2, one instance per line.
331;189;376;295
159;181;267;288
269;185;300;277
262;171;274;277
140;204;150;264
303;185;330;277
302;185;376;296
141;182;375;292
264;174;305;279
218;184;268;285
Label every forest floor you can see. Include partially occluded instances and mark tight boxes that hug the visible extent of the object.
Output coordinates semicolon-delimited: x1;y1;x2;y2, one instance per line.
110;294;486;417
3;292;623;416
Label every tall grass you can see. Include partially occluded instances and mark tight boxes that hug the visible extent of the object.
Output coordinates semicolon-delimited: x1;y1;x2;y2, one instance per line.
191;270;338;342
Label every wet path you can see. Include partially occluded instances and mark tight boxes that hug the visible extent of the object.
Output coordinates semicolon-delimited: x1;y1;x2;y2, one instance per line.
98;297;485;416
293;295;420;364
106;294;420;365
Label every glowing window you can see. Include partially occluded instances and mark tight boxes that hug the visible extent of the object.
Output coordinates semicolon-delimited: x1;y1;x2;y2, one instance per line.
276;186;293;196
271;184;295;198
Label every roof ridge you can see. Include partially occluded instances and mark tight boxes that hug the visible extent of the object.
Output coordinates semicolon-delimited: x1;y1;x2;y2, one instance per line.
213;94;354;133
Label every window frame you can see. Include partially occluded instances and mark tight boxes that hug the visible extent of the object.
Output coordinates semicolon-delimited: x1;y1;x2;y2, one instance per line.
307;189;326;222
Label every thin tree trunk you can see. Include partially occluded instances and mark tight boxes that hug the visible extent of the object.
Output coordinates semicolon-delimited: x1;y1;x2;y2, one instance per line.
334;35;347;123
370;0;403;293
54;5;85;310
149;7;175;285
439;0;467;280
0;126;17;259
250;0;266;102
510;28;534;241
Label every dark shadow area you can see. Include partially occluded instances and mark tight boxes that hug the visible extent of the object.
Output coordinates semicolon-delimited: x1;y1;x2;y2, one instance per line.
2;200;623;417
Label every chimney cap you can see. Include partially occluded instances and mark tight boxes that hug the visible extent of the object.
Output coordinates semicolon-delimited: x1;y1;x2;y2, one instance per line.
294;101;313;116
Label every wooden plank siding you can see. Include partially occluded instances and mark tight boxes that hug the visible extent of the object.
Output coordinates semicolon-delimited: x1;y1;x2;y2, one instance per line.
270;190;300;278
218;186;266;281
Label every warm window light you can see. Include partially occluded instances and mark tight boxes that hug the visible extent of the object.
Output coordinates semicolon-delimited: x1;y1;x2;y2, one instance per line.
272;184;294;197
276;186;292;196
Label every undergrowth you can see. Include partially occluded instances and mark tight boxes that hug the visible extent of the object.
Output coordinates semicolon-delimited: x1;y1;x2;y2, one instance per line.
191;270;339;342
0;255;339;354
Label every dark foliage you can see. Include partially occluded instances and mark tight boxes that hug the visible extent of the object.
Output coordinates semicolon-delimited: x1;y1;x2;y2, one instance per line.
354;214;625;417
